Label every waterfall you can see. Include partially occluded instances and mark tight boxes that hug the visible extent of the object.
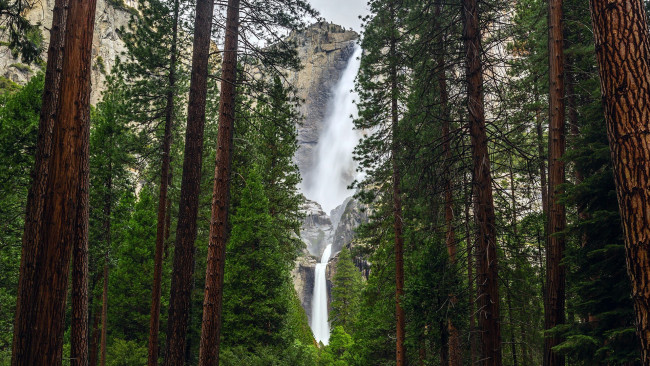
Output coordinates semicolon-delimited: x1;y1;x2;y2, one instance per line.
311;243;333;345
303;45;363;214
303;44;363;346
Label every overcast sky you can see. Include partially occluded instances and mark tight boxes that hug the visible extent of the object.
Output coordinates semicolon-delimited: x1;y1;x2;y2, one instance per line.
308;0;369;32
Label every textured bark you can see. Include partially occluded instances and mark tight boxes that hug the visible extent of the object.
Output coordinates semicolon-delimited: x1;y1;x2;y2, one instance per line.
164;0;214;363
461;0;502;364
589;0;650;362
147;1;179;364
197;0;239;364
545;1;567;364
71;120;90;366
11;0;96;362
13;3;67;346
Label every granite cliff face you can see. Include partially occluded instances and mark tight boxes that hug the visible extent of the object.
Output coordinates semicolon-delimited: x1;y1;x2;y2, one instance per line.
292;197;369;325
284;23;364;325
284;22;359;182
0;0;133;104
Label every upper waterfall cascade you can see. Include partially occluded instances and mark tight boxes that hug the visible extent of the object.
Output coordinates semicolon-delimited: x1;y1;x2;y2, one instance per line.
302;45;363;215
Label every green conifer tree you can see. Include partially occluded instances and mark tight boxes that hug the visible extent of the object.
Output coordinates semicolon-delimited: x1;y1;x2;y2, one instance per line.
330;247;363;333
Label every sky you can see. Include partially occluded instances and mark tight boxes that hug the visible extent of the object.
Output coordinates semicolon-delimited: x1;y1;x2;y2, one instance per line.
308;0;369;32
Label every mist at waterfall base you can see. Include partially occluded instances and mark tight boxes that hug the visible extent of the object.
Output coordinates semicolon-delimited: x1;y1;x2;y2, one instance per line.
302;46;363;215
311;244;333;344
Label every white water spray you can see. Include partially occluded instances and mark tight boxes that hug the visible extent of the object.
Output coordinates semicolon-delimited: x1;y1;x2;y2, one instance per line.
311;243;333;345
303;46;363;214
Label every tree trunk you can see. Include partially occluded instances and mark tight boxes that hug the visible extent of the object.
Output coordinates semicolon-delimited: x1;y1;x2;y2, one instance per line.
71;129;90;366
545;1;567;364
197;0;239;364
13;3;68;354
148;1;179;364
100;256;109;366
461;0;502;364
11;0;96;363
440;321;449;366
535;97;549;226
388;4;406;363
566;62;590;248
435;2;461;364
89;303;101;366
506;285;518;366
589;0;650;362
465;173;476;365
164;0;214;363
535;94;549;298
508;156;519;366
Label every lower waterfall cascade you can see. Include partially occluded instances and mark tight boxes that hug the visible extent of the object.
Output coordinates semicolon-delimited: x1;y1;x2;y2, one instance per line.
311;244;333;345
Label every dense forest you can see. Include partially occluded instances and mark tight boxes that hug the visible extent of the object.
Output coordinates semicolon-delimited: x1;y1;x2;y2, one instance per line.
2;0;650;365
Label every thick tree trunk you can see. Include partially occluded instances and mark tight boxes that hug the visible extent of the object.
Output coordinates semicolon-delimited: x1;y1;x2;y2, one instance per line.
147;1;179;364
461;0;502;364
71;134;89;366
545;1;567;365
11;0;96;363
197;0;239;364
13;3;68;351
164;0;215;363
589;0;650;362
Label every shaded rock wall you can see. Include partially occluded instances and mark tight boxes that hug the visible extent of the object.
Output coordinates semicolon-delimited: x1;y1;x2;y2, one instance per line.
0;0;133;104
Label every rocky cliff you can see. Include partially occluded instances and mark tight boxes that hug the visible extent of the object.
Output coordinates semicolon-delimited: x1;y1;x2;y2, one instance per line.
0;0;133;104
284;22;359;181
293;197;369;325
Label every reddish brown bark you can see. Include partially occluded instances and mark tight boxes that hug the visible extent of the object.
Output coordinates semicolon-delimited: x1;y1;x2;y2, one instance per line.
197;1;239;364
164;0;215;363
147;1;179;364
545;1;567;365
11;0;96;363
589;0;650;362
71;124;90;366
461;0;502;364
